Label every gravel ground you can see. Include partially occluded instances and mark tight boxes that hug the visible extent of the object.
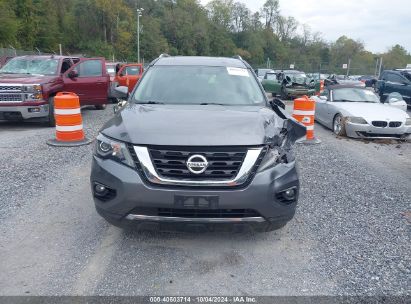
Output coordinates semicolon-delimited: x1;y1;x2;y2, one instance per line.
0;105;410;296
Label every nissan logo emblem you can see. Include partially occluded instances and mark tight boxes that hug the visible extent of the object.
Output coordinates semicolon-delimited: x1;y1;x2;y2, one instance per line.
186;154;208;174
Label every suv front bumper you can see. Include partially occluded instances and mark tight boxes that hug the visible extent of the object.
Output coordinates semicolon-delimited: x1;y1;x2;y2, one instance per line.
90;156;300;230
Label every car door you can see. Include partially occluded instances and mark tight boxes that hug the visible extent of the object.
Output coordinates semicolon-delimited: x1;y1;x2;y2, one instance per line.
117;64;143;93
63;58;109;105
383;73;405;97
314;89;329;124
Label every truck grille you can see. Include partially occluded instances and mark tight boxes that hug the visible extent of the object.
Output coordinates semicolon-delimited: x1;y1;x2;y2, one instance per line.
130;207;261;219
0;85;22;92
0;93;23;102
372;121;388;127
148;147;247;180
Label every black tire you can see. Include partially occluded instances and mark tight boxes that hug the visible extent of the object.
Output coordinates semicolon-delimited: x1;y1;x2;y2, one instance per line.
333;114;346;136
47;97;56;127
95;104;107;110
280;86;287;100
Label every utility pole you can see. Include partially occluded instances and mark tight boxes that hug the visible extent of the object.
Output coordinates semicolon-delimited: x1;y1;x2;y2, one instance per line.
378;57;383;77
59;44;62;56
137;8;144;63
346;58;351;77
374;58;379;76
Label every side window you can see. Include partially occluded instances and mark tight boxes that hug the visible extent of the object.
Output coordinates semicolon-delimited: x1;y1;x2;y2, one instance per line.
72;60;102;77
61;60;72;74
386;73;403;83
123;66;141;76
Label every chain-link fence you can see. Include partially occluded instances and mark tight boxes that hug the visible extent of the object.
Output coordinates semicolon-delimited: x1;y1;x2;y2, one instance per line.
0;47;52;67
254;60;379;76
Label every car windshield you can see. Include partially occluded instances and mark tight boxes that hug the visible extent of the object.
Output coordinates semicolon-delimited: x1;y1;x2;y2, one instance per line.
0;57;59;75
333;88;379;103
133;65;266;106
286;73;307;79
265;73;277;80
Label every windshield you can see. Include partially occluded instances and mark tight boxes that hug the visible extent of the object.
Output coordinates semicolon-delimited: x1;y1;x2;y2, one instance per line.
266;73;277;80
332;88;379;103
133;66;266;106
0;57;59;75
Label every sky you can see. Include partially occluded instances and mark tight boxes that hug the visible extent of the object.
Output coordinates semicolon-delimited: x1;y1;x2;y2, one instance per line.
200;0;411;53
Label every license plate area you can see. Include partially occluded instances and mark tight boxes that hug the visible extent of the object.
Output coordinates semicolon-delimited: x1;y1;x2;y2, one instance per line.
174;195;219;209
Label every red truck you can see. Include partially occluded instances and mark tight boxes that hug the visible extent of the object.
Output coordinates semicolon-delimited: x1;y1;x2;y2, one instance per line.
0;55;110;126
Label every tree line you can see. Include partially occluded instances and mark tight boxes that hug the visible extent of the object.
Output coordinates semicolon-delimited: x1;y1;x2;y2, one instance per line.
1;0;410;74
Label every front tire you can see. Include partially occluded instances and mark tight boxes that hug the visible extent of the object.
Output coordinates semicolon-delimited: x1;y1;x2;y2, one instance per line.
47;97;56;127
95;104;107;110
333;114;346;136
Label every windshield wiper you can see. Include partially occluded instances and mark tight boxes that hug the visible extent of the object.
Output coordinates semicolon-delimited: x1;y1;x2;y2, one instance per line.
137;100;165;105
199;102;225;105
334;99;358;102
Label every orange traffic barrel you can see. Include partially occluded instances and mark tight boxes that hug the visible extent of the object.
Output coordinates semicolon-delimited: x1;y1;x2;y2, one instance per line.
292;95;320;144
47;92;92;147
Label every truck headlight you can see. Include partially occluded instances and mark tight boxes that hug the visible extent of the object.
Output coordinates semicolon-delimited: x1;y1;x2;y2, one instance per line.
405;118;411;126
257;148;280;172
95;133;134;167
346;116;368;124
23;84;43;101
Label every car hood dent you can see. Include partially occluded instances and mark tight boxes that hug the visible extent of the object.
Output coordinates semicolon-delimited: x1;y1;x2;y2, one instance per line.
334;102;409;122
101;104;295;146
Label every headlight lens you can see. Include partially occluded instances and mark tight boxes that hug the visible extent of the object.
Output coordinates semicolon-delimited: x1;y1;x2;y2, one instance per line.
405;118;411;126
257;148;280;173
23;84;43;101
95;133;134;167
346;116;368;124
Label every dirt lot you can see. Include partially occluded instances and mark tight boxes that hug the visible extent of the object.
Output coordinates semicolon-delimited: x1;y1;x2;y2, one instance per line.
0;106;410;296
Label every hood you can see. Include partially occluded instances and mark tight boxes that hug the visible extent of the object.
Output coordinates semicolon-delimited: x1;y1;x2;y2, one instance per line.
338;80;364;87
334;102;409;122
101;104;288;146
0;74;57;84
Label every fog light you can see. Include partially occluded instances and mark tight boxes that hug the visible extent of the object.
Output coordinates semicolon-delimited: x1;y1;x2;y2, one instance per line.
94;183;108;196
276;187;298;204
28;107;41;113
283;188;296;201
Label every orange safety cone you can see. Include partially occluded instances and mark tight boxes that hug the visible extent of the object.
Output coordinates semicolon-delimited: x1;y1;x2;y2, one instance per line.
292;95;321;144
47;92;93;147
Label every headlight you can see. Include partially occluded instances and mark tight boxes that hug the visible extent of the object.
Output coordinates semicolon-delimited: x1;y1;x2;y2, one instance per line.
23;84;43;101
346;116;368;124
257;148;280;173
94;133;135;167
405;118;411;126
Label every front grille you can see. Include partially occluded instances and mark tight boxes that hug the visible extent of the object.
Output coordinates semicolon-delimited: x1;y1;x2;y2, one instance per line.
148;147;247;180
0;93;23;102
389;121;402;128
0;85;22;91
372;121;387;127
130;207;261;218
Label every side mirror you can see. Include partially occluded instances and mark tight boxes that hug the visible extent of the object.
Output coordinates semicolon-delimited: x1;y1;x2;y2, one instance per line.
270;98;286;110
68;70;78;79
113;100;127;114
285;76;292;83
114;86;129;98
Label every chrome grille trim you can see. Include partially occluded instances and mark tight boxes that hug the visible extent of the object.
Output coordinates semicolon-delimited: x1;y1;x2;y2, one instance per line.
133;146;263;187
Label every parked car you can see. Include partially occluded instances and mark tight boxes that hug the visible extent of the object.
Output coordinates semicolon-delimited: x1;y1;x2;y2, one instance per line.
312;85;411;139
255;68;274;81
376;69;411;106
262;70;315;99
90;55;306;232
0;55;110;125
325;74;366;88
358;75;377;88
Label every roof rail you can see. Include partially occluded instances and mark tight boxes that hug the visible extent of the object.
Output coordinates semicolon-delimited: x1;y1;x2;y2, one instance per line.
233;55;243;60
159;53;170;58
233;54;253;69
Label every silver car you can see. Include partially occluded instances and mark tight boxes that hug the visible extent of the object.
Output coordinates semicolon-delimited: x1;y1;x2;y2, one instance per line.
312;85;411;139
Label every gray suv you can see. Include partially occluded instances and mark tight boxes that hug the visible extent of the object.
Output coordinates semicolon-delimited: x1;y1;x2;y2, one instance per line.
90;55;305;232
